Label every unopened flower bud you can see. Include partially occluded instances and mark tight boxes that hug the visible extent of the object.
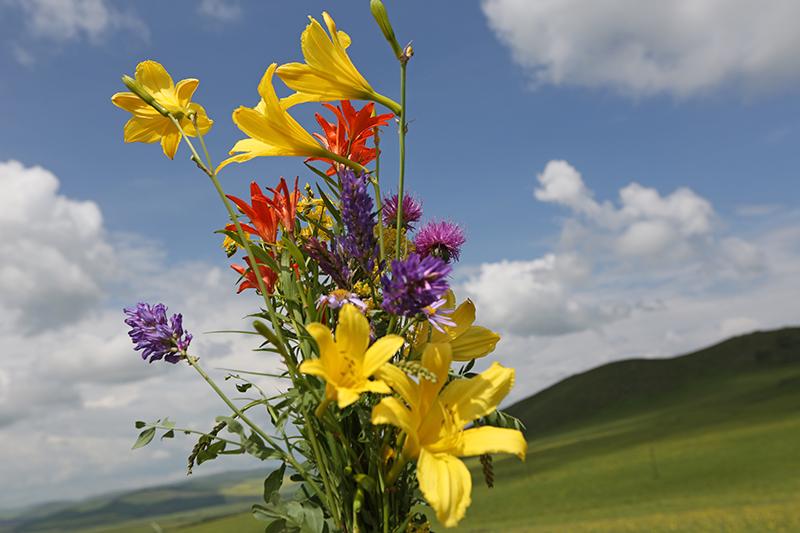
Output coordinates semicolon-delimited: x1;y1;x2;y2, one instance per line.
370;0;404;60
121;75;170;117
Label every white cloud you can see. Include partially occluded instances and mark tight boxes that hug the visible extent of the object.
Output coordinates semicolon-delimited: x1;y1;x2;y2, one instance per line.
0;161;115;331
197;0;242;23
482;0;800;97
0;161;282;508
11;0;147;43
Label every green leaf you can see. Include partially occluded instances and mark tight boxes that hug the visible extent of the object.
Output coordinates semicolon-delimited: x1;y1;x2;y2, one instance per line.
134;420;146;429
161;429;175;440
264;519;289;533
236;383;253;393
263;463;286;503
131;427;156;450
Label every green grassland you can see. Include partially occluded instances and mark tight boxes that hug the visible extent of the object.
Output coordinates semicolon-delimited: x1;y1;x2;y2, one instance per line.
4;328;799;532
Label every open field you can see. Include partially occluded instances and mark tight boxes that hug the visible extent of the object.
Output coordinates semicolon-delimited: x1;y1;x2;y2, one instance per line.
4;328;799;532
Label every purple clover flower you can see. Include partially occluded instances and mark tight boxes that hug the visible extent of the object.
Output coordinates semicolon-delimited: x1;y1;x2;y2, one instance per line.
340;170;377;270
381;253;451;317
382;193;423;229
414;221;466;263
123;303;192;364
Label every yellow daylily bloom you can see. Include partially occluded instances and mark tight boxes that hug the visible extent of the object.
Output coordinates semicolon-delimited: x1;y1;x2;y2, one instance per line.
300;304;404;412
372;343;527;527
276;12;401;115
111;60;213;159
414;292;501;361
218;63;348;172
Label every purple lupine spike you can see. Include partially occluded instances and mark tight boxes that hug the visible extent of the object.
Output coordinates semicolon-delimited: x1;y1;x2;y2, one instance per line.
124;302;192;364
381;253;451;317
304;237;351;288
339;170;378;270
382;193;423;229
414;220;466;263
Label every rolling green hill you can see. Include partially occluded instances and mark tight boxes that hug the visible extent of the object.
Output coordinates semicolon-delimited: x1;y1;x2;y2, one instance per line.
5;327;800;532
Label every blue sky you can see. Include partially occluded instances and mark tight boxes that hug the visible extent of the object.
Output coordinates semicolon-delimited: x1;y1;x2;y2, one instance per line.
1;0;799;509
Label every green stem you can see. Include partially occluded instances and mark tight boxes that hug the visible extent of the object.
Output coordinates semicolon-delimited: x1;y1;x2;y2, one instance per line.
186;356;328;505
170;116;297;377
151;424;240;447
372;91;402;116
394;61;408;258
373;127;386;261
326;151;368;175
304;410;342;526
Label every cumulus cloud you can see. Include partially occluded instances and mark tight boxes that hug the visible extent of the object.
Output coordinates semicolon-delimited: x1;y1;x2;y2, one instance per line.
461;159;767;341
481;0;800;97
0;161;282;507
197;0;242;22
5;0;147;48
0;161;116;331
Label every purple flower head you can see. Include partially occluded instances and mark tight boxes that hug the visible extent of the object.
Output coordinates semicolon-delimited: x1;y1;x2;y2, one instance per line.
382;193;423;229
304;237;351;288
123;302;192;364
340;170;377;269
414;221;466;263
317;290;367;312
381;253;451;317
422;297;456;333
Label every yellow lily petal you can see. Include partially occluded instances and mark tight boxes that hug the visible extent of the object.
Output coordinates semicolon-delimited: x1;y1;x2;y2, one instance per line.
136;60;174;92
298;358;327;379
122;117;164;143
160;130;181;160
111;92;160;117
362;380;392;395
454;427;527;460
305;322;339;376
336;304;370;364
175;78;199;106
450;326;501;361
439;362;515;426
371;397;418;454
362;335;404;376
419;343;452;411
374;363;417;405
336;387;360;409
447;299;476;341
417;449;472;528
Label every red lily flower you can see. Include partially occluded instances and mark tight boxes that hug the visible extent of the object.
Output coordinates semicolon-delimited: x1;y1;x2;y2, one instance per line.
231;257;278;294
226;182;279;243
267;177;300;234
308;100;393;175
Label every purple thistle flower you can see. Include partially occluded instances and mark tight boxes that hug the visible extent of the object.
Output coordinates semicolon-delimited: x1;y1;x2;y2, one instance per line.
340;170;377;269
123;302;192;364
381;253;451;317
382;193;423;229
304;237;351;288
414;221;466;263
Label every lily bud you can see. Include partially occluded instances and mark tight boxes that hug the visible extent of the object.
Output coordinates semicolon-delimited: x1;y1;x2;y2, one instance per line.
121;75;170;117
370;0;403;60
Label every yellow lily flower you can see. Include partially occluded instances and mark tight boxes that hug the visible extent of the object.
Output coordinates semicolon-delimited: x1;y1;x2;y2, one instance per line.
414;292;501;361
276;12;401;115
111;60;213;159
300;304;404;412
218;63;355;173
372;343;527;527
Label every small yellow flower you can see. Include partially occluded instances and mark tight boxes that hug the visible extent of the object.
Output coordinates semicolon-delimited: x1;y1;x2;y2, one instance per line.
111;60;213;159
372;343;527;527
218;63;344;172
298;197;334;240
300;304;404;412
277;12;401;114
414;292;500;361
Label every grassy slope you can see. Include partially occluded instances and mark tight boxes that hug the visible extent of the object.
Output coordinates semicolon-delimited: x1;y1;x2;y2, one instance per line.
454;327;800;531
7;328;800;532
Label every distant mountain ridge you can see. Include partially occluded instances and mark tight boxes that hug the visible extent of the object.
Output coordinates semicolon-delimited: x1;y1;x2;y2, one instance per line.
505;327;800;439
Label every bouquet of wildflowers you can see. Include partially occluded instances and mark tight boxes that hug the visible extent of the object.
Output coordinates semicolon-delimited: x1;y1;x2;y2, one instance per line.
113;3;526;531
